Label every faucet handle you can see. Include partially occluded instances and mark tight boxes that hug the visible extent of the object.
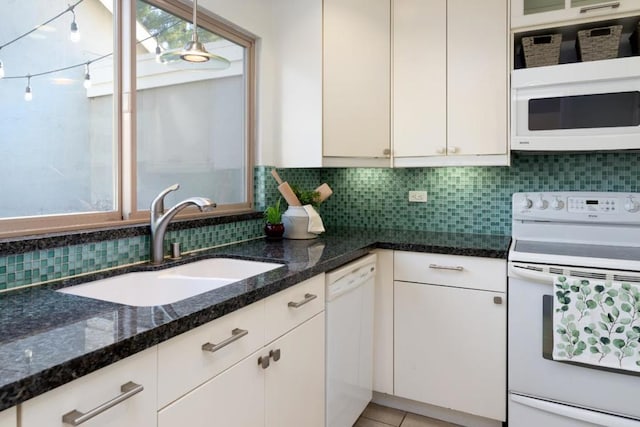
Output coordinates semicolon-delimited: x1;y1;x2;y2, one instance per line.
151;184;180;215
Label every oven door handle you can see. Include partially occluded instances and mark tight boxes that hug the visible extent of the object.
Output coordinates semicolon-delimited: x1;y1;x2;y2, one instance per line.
511;393;640;426
508;264;554;284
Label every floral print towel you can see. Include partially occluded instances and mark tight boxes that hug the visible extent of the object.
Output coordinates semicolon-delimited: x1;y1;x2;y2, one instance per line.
553;276;640;373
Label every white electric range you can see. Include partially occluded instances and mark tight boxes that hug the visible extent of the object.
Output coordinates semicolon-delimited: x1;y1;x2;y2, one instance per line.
508;192;640;427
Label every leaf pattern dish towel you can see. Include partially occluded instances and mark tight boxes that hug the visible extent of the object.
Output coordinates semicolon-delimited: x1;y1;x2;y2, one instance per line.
553;276;640;373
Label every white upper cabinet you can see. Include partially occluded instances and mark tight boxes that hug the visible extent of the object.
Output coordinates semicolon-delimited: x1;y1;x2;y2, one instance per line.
392;0;447;158
447;0;508;159
393;0;509;167
323;0;392;165
512;0;640;29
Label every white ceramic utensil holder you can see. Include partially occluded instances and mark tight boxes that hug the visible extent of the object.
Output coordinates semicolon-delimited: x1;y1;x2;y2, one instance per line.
282;206;319;239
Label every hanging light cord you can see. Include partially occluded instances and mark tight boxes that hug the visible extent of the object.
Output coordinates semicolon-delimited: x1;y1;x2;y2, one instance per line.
0;0;85;51
1;18;183;81
1;53;110;80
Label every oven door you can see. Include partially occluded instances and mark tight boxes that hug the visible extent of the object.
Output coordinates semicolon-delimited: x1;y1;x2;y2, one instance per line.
511;58;640;151
508;262;640;424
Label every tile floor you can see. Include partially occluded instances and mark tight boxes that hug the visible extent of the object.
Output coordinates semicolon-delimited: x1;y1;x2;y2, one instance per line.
354;403;459;427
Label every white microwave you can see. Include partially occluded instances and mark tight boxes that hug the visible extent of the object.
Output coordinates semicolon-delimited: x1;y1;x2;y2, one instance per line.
511;57;640;151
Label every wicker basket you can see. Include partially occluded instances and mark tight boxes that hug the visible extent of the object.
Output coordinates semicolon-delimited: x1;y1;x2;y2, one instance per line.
576;25;622;61
522;34;562;68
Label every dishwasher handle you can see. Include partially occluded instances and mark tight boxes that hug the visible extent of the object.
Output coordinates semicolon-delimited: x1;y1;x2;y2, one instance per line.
327;262;376;301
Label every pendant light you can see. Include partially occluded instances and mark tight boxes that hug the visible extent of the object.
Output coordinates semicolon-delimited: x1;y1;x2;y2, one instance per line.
158;0;229;68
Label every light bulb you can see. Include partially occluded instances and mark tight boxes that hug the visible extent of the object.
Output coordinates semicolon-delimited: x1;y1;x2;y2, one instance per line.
24;79;32;101
83;64;91;89
0;60;4;79
70;13;80;43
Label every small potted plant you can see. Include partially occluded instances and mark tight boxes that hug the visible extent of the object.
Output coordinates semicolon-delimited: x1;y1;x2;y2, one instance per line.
264;198;285;240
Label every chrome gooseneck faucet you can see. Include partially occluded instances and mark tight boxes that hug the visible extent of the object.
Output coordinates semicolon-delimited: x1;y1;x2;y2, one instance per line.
150;184;216;264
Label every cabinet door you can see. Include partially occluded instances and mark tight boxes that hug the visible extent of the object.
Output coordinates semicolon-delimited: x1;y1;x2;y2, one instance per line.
323;0;390;159
393;0;447;158
265;313;325;427
512;0;640;29
0;407;16;427
22;347;157;427
158;349;265;427
372;249;394;395
394;281;506;422
447;0;507;156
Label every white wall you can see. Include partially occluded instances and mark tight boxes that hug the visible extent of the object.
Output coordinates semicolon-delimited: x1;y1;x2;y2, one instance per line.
198;0;323;167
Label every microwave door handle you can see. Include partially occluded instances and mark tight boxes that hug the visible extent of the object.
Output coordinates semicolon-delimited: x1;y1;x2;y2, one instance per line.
508;264;555;284
510;394;640;426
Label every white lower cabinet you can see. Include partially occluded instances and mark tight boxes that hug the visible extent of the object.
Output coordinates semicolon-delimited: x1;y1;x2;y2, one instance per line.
265;312;325;427
0;407;16;427
393;252;506;422
159;274;325;427
158;348;265;427
21;347;158;427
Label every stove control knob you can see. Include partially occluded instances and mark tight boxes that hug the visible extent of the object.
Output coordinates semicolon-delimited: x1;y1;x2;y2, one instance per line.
535;195;548;210
551;197;564;210
625;196;640;213
520;196;532;209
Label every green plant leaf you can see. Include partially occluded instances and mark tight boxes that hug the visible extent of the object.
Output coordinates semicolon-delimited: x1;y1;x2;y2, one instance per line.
621;303;633;313
576;301;586;310
600;337;611;345
620;317;632;325
616;326;626;333
622;283;631;291
576;341;587;351
570;285;580;293
588;337;597;345
599;321;609;331
612;307;620;318
595;285;605;293
605;297;615;307
607;289;619;297
586;300;597;309
613;339;626;349
603;346;612;354
590;346;600;353
584;326;593;334
624;347;635;357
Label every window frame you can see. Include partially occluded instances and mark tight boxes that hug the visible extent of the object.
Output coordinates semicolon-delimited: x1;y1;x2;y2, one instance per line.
0;0;256;239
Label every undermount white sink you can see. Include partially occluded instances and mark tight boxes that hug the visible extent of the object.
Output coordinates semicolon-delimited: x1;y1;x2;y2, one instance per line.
58;258;283;307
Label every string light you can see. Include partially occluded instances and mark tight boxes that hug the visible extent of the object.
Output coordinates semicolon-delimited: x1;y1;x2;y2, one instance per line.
69;9;80;43
83;63;91;89
24;75;32;101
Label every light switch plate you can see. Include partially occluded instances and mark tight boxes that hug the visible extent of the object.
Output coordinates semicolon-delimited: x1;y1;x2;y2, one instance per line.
409;191;428;203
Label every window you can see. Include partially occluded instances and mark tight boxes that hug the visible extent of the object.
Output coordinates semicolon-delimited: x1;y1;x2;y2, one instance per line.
0;0;255;237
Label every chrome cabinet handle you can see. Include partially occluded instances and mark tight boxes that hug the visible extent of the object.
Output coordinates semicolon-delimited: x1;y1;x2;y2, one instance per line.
288;293;317;308
202;328;248;353
269;348;281;362
580;2;619;13
61;381;143;426
428;264;464;272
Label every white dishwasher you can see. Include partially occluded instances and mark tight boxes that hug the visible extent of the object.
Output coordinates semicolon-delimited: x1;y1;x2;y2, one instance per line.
325;253;377;427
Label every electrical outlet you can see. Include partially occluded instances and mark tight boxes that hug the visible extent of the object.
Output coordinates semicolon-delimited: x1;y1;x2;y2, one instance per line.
408;191;428;203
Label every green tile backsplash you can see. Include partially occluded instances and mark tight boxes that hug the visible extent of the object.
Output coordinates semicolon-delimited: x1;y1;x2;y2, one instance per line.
274;152;640;236
1;152;638;291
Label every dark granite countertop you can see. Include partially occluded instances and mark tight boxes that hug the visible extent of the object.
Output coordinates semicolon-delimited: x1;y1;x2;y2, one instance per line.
0;228;510;411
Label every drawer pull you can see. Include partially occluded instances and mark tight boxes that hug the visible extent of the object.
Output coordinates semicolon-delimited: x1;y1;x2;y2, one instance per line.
288;293;317;308
61;381;143;426
494;296;503;305
202;328;249;353
428;264;464;272
580;2;619;13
